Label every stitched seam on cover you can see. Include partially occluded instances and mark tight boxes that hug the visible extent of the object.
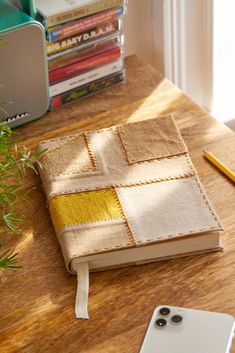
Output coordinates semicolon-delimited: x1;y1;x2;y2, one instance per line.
68;242;133;257
185;153;196;173
57;218;126;233
44;153;192;182
183;156;214;226
112;188;136;246
192;175;222;229
117;127;131;162
39;136;73;145
47;172;196;199
43;169;94;178
114;127;133;165
44;169;101;180
84;132;98;171
41;168;95;178
134;227;220;244
40;134;82;154
126;152;189;166
47;153;195;182
40;124;116;143
167;113;188;152
128;152;188;164
115;173;195;188
115;188;139;246
85;125;117;135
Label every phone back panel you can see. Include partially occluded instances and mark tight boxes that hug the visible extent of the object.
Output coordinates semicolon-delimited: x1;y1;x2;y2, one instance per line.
140;306;234;353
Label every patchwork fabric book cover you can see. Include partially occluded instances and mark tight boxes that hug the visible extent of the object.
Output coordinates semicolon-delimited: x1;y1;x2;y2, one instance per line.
37;115;223;319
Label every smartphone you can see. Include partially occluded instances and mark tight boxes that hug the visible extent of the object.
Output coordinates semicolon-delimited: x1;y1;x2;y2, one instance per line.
139;305;235;353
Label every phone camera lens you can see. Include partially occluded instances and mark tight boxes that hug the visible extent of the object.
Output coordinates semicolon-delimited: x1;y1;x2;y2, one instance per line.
171;315;183;323
159;307;171;316
155;318;167;327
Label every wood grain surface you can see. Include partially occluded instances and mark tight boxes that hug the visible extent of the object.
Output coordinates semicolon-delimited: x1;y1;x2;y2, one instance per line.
0;56;235;353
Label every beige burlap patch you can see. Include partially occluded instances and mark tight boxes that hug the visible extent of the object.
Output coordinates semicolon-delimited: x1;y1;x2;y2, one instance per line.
118;115;187;164
38;133;97;179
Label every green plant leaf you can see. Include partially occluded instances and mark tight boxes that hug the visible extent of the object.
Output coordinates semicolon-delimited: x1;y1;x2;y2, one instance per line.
0;249;21;270
0;106;44;271
3;213;24;233
22;186;36;199
0;192;17;206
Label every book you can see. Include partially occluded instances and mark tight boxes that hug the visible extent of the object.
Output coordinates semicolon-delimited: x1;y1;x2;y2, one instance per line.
37;115;223;319
47;6;124;42
48;36;122;71
49;42;122;84
47;20;120;56
36;0;127;28
50;71;125;110
49;58;123;97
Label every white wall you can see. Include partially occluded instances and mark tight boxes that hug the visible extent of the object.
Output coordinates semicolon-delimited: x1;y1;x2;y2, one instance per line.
123;0;164;74
162;0;213;112
212;0;235;122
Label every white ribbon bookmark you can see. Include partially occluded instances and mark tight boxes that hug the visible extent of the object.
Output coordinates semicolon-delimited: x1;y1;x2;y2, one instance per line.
75;262;89;319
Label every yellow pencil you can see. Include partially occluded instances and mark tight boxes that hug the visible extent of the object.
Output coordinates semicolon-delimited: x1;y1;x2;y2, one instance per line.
203;150;235;183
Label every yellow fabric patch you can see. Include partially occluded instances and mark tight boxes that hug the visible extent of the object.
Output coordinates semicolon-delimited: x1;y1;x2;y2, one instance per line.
49;188;123;231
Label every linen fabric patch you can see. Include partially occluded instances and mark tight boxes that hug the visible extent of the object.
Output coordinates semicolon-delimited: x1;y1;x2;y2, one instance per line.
116;176;222;245
49;188;123;231
118;115;187;164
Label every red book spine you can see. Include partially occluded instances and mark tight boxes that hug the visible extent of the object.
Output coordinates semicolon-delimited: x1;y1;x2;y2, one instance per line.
49;46;121;84
51;95;63;109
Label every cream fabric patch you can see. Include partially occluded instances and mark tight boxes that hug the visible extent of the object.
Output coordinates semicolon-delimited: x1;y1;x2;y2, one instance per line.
118;115;187;164
116;176;222;245
57;220;133;272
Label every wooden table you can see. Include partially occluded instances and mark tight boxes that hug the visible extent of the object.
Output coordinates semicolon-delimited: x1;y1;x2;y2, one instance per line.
1;56;235;353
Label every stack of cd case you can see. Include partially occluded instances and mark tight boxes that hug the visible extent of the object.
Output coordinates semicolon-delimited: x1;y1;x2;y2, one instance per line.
36;0;127;110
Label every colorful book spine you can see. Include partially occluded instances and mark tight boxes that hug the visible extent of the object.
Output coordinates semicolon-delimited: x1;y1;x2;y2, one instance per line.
47;20;120;56
48;37;121;71
50;71;124;110
47;6;124;42
50;59;123;97
49;46;122;84
40;0;126;28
